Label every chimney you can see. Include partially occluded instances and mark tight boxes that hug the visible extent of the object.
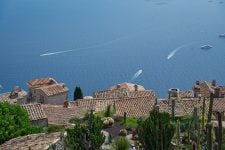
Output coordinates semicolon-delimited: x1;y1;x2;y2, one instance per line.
212;80;216;87
63;101;69;108
134;84;138;91
215;87;220;98
117;84;121;89
196;81;200;85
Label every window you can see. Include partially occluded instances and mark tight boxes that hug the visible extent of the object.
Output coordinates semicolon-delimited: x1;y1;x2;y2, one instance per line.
40;95;44;104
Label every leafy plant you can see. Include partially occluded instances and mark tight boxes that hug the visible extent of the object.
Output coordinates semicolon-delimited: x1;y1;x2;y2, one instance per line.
46;125;65;133
0;102;44;144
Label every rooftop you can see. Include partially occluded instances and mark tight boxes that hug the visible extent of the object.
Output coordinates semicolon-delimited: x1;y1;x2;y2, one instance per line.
109;82;145;91
27;77;57;88
22;103;47;121
0;132;61;150
42;104;85;125
39;84;69;97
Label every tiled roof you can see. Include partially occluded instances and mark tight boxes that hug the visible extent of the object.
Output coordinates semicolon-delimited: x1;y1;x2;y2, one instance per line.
27;77;57;88
109;82;145;91
115;96;155;117
39;84;69;97
179;91;194;98
22;104;47;121
93;88;130;99
0;132;61;150
75;93;156;117
93;88;154;99
42;104;85;125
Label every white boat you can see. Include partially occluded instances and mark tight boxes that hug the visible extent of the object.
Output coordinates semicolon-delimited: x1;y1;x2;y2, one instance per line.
200;45;213;49
219;33;225;38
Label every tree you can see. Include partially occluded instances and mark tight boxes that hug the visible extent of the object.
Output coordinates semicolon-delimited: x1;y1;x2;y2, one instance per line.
74;86;84;101
0;102;43;144
65;113;105;150
137;108;175;150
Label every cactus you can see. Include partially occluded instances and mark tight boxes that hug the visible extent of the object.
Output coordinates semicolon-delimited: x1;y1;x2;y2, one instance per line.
216;111;223;150
193;107;198;130
172;99;176;120
207;93;214;123
123;112;127;124
187;121;191;144
176;120;181;147
206;123;213;150
201;97;206;131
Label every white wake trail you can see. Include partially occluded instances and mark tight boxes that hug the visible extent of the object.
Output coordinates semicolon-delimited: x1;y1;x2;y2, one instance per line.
40;28;153;57
167;46;182;60
131;69;143;80
167;42;199;60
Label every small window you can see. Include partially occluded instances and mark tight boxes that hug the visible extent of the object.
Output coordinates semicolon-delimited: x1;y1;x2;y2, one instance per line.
40;95;44;104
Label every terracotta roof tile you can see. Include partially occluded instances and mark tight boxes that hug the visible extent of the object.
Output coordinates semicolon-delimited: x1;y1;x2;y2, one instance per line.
22;104;47;121
76;92;156;117
0;132;61;150
27;77;57;88
42;104;84;125
109;82;145;91
39;84;69;97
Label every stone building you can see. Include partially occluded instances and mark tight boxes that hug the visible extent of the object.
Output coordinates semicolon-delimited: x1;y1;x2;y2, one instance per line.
192;80;225;98
22;103;48;127
27;77;69;105
0;86;27;104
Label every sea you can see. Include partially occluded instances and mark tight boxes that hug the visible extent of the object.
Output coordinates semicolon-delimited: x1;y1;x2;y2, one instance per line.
0;0;225;99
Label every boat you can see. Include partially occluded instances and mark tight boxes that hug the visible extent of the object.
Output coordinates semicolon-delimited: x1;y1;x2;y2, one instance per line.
200;45;213;50
219;33;225;38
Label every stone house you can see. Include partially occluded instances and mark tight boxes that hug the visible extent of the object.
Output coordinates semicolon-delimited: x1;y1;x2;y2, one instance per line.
22;103;48;127
27;77;69;105
0;86;28;104
192;80;225;98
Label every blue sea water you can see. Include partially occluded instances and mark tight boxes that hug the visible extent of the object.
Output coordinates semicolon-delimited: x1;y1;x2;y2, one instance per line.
0;0;225;98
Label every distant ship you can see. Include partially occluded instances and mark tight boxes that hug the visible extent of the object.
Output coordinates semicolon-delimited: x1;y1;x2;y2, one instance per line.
200;45;213;50
219;33;225;38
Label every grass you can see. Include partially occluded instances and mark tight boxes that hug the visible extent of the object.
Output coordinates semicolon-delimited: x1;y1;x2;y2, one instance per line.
120;117;138;129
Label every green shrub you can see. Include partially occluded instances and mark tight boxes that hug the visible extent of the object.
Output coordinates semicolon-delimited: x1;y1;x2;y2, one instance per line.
0;102;44;144
112;137;130;150
46;125;65;133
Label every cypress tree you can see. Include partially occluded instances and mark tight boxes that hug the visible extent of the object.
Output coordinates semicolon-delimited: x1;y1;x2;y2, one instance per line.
74;86;84;101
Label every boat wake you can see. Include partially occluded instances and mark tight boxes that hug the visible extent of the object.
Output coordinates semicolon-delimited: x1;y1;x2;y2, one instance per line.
167;42;199;60
40;29;152;57
131;69;143;80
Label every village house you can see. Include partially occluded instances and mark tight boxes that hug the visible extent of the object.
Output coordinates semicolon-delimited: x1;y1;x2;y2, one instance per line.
75;82;157;117
192;80;225;98
0;86;27;104
42;102;85;126
22;103;48;127
27;77;69;105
